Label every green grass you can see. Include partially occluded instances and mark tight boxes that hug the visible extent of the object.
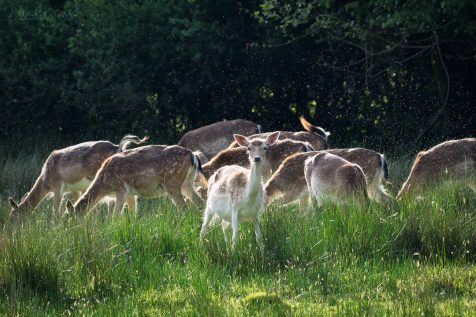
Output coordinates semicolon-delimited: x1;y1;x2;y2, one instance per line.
0;153;475;316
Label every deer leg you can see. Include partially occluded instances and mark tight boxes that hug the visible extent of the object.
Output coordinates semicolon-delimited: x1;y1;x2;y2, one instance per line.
126;195;137;213
107;199;116;214
254;217;264;257
298;196;309;212
221;220;231;246
200;206;213;240
169;189;187;210
52;185;64;214
114;192;126;216
231;210;239;250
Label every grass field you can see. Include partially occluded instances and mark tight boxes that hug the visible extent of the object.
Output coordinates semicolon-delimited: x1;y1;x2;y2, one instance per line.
0;149;475;316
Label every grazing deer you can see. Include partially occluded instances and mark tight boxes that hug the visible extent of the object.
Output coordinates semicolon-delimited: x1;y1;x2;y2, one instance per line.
397;138;476;199
227;116;329;151
265;148;391;210
304;152;369;207
178;119;261;159
202;139;314;181
65;145;208;215
200;132;280;254
8;135;148;217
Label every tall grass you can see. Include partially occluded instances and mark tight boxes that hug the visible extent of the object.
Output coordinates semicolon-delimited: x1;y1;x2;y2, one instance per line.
0;151;474;316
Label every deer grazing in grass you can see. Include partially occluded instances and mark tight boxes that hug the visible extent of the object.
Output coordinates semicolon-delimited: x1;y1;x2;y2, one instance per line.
65;145;208;215
265;148;391;210
200;132;280;254
304;152;369;207
178;119;261;160
227;116;330;151
397;138;476;199
8;135;148;218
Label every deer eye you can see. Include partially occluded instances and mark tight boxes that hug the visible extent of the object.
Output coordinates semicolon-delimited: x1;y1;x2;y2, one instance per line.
247;146;251;150
264;146;268;150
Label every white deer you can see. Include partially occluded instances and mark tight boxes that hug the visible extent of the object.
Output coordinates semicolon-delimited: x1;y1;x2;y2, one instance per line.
200;132;280;254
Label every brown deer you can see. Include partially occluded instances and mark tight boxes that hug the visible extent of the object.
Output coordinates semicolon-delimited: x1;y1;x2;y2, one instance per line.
265;148;391;210
304;152;368;207
227;116;329;151
65;145;208;215
200;132;280;255
178;119;261;159
397;138;476;199
8;135;148;218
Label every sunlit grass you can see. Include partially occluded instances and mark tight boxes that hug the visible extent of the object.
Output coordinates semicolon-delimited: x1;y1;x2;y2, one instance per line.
0;154;475;316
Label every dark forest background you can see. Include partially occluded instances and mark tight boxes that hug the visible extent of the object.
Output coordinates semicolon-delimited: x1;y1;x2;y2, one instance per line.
1;0;475;154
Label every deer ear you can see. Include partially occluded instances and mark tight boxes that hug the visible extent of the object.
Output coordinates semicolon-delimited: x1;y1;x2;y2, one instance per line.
233;134;249;147
265;132;280;146
8;197;18;209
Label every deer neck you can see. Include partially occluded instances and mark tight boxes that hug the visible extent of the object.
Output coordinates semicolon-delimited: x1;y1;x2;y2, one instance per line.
18;177;47;213
246;161;264;199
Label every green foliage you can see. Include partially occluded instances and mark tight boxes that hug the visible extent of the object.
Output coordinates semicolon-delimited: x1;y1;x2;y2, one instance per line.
257;0;475;150
1;1;474;152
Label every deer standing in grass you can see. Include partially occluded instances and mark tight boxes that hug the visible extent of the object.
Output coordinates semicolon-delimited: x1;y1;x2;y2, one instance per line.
397;138;476;199
265;148;391;210
65;145;208;215
8;135;148;218
304;152;369;207
200;132;280;254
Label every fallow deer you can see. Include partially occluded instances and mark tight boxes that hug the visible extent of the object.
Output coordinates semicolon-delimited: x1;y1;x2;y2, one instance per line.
8;135;148;218
265;148;391;210
65;145;208;215
178;119;261;159
200;132;280;255
202;139;314;181
304;152;369;207
397;138;476;199
227;116;329;151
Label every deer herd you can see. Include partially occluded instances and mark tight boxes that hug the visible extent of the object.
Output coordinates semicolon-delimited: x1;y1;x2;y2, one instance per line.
7;117;475;254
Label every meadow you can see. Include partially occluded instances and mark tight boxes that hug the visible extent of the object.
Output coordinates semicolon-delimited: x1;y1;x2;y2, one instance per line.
0;148;475;316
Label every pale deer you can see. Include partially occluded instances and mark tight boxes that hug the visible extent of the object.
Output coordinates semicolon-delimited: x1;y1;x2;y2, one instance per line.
304;152;369;207
178;119;261;159
265;148;391;210
202;139;314;181
397;138;476;199
8;135;148;218
65;145;208;215
200;132;280;254
227;116;329;151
